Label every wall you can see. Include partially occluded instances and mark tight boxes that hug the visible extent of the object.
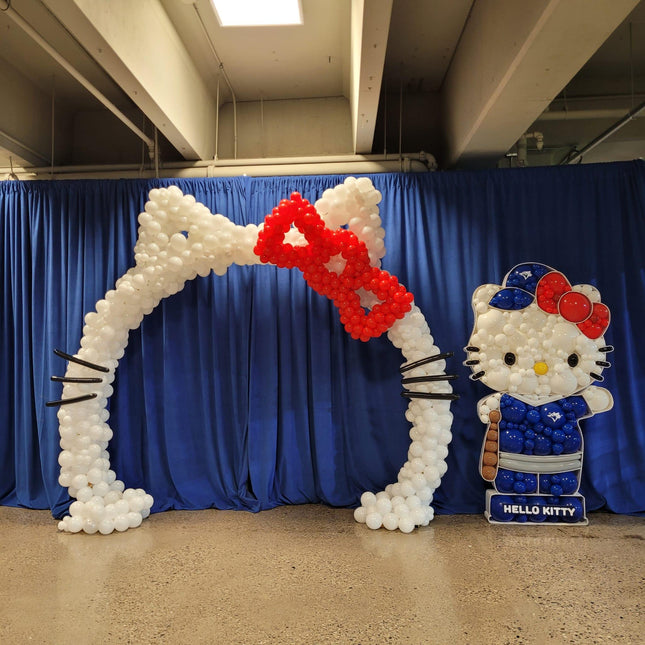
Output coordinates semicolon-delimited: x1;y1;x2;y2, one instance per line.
217;97;353;159
0;59;72;166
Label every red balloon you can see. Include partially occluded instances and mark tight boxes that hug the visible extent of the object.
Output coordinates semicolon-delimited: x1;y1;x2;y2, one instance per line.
558;291;591;323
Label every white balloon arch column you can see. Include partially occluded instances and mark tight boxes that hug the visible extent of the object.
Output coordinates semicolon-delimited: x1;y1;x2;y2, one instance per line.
49;177;457;534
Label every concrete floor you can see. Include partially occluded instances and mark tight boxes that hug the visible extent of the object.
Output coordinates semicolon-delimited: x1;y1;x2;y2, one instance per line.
0;505;642;644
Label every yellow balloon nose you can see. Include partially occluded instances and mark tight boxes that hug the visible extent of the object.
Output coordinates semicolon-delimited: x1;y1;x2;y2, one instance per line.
534;362;548;375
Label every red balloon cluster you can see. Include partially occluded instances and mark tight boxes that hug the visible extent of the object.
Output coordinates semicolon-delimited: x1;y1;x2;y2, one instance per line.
536;272;571;314
254;192;413;341
577;302;610;340
536;271;610;339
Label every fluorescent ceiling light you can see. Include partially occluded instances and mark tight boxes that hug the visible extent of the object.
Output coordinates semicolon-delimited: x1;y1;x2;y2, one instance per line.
212;0;303;27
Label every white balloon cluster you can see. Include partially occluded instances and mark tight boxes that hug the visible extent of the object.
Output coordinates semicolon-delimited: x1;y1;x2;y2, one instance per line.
313;176;386;267
320;179;455;532
352;307;454;533
55;177;454;534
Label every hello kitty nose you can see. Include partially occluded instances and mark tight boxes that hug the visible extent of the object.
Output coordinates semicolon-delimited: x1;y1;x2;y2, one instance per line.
534;361;548;375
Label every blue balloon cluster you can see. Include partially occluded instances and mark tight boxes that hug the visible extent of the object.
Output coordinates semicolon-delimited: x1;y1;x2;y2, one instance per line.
495;469;538;494
489;288;533;310
505;263;551;292
540;472;579;496
489;263;553;310
498;394;586;457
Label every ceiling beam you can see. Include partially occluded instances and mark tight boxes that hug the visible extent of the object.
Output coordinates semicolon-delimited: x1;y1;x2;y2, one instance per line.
350;0;393;154
442;0;640;168
43;0;218;160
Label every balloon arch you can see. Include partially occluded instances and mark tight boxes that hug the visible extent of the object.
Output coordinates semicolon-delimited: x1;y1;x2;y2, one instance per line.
48;177;456;534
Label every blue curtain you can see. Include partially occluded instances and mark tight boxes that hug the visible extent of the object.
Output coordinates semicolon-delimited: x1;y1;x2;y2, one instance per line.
1;161;643;519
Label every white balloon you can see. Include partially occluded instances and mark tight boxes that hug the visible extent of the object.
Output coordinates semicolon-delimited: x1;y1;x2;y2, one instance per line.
68;516;83;533
353;507;368;523
375;498;392;515
76;486;93;503
366;512;383;530
382;512;399;531
114;499;130;516
398;516;415;533
127;512;143;528
114;515;130;532
360;492;377;508
411;507;427;525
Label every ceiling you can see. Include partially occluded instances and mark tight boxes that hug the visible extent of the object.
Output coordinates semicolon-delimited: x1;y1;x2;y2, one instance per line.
0;0;644;177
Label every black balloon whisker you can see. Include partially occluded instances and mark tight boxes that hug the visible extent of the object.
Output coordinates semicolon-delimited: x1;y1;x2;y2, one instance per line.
53;349;110;373
401;374;459;385
470;371;485;381
51;376;104;384
595;361;611;368
590;372;604;382
399;352;454;374
46;393;98;407
400;391;460;401
599;346;614;353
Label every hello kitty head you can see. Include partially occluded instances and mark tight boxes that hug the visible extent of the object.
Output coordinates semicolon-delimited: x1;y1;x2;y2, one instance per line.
465;263;612;404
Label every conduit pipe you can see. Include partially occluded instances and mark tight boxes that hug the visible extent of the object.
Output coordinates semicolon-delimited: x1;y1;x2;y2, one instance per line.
192;2;238;159
562;99;645;164
0;153;436;180
537;109;645;121
215;78;220;160
4;5;157;164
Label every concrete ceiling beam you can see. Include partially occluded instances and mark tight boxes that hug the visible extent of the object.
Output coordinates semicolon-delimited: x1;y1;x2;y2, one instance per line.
442;0;640;168
43;0;218;160
350;0;393;154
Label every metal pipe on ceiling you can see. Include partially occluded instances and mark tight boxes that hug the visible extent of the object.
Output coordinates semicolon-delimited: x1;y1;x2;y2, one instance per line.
537;109;645;121
3;4;157;165
192;2;238;159
215;77;220;160
0;153;435;180
551;93;645;104
561;99;645;165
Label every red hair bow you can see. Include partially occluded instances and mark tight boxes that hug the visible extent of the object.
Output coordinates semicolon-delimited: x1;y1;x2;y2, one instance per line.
254;193;413;342
536;271;610;339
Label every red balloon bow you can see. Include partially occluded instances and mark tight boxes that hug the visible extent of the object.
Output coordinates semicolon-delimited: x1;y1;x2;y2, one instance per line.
536;271;610;339
254;193;414;342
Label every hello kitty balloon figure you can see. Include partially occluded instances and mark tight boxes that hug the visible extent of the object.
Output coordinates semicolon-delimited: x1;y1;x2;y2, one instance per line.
464;263;613;524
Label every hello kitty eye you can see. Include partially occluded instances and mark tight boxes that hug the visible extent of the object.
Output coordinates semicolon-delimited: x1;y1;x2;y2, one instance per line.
567;353;579;367
504;352;516;365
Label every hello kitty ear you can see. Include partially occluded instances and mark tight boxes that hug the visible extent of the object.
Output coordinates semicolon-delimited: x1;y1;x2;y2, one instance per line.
472;284;499;309
571;284;602;303
313;177;385;267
